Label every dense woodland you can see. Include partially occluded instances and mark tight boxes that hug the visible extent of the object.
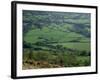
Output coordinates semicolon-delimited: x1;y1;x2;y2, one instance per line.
22;10;91;69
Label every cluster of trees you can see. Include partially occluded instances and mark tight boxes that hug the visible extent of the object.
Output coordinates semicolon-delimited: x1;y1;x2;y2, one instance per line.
23;48;90;68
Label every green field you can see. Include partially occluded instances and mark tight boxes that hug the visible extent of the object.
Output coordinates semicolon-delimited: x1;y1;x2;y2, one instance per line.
22;10;91;69
52;42;90;51
24;25;90;43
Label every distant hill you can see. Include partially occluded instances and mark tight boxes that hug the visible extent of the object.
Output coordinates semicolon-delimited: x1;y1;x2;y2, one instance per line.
23;10;90;40
23;10;90;44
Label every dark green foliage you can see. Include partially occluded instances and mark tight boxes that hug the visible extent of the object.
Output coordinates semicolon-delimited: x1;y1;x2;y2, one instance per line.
23;41;32;48
79;51;90;56
23;48;91;69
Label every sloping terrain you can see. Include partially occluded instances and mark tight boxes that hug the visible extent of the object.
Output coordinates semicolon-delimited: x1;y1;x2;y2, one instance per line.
23;10;91;69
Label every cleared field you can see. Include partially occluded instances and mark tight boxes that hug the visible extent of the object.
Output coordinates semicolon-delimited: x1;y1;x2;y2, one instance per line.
52;42;90;51
24;27;89;43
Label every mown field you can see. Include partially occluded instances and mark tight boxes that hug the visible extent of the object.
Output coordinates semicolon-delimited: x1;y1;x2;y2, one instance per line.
22;10;91;70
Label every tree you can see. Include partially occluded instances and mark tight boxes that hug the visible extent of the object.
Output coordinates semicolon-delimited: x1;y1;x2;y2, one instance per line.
79;51;88;56
23;41;32;48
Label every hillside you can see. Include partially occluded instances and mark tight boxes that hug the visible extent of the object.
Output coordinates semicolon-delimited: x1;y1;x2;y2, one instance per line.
22;10;91;69
23;10;90;51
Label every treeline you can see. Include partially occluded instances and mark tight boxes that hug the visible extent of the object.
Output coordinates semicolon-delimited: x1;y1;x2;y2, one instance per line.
23;41;90;56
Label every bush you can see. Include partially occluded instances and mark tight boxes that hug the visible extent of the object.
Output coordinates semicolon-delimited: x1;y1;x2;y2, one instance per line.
63;53;78;67
79;51;90;56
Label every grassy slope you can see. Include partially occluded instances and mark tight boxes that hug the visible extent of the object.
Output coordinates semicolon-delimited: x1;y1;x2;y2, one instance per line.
24;24;90;51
